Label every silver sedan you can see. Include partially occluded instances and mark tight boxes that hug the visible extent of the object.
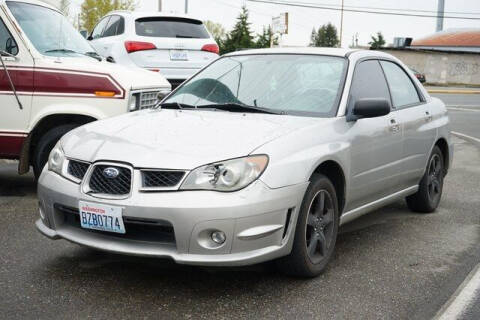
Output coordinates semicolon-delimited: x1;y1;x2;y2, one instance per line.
36;48;453;277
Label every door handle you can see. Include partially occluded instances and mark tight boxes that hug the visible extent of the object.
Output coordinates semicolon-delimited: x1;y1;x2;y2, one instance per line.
389;119;400;133
425;111;433;123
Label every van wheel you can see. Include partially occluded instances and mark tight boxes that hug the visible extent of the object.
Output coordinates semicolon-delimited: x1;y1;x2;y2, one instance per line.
406;146;445;213
32;124;78;180
277;174;339;278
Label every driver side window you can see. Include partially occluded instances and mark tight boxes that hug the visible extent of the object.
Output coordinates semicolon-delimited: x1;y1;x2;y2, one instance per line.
0;17;18;55
91;17;110;40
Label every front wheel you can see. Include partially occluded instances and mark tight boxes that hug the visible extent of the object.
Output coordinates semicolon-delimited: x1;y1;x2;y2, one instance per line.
406;146;445;213
277;174;339;278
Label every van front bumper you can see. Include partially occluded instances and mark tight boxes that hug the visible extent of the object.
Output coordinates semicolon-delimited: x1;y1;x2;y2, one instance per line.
36;169;308;266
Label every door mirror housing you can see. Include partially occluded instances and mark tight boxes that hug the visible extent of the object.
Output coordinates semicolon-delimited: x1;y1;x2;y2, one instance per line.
347;98;391;122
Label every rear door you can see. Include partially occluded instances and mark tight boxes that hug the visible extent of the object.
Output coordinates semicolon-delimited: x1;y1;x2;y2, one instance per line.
0;13;33;158
380;60;436;189
345;59;404;211
129;17;218;70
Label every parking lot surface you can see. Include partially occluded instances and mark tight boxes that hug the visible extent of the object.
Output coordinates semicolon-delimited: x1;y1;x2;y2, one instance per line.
1;134;479;319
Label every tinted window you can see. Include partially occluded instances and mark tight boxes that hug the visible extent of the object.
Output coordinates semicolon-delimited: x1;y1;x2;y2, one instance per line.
380;61;420;108
0;18;18;55
135;17;210;38
91;17;110;39
103;15;124;37
348;60;391;111
165;54;347;117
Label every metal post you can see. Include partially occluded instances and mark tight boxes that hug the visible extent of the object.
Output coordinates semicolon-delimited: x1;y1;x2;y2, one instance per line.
339;0;344;47
158;0;162;12
185;0;188;14
436;0;445;32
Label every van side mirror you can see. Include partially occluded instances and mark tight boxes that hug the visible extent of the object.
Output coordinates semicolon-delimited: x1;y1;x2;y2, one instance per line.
347;98;391;122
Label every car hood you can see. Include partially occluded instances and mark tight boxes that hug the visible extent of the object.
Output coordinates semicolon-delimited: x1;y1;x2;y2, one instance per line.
62;109;319;169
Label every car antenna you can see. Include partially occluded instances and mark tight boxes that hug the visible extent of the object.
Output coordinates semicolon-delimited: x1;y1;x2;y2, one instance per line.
0;50;23;110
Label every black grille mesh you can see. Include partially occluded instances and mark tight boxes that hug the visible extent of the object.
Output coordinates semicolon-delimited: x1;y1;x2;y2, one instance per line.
89;165;131;195
67;160;89;181
142;171;185;188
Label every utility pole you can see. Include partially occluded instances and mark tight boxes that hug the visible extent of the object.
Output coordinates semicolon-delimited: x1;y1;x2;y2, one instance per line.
158;0;162;12
436;0;445;32
339;0;344;47
185;0;188;14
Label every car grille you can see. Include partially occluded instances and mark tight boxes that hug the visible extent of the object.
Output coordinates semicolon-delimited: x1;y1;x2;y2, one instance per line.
67;160;89;181
88;165;132;195
139;91;159;109
57;205;176;245
142;170;185;188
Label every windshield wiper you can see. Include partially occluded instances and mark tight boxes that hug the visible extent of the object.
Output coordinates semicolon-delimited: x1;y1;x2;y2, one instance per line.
197;103;284;115
158;102;197;110
44;48;78;54
85;51;102;61
45;49;102;61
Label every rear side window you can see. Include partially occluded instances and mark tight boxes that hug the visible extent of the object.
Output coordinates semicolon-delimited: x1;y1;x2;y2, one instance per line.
135;17;210;38
348;60;391;111
0;18;18;55
380;61;420;108
91;17;109;39
103;15;124;37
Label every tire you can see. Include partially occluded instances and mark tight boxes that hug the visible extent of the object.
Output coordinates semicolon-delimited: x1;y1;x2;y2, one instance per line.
406;146;445;213
32;124;78;179
277;174;339;278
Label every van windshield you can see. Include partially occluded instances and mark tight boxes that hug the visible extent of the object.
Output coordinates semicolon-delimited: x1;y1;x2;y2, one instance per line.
164;54;347;117
7;1;95;58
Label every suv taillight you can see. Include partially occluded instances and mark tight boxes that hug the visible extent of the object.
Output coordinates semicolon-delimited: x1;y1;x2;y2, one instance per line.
125;41;157;53
201;44;219;55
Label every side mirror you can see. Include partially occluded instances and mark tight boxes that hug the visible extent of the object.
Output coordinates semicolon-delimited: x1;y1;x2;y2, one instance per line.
86;34;93;41
347;98;391;121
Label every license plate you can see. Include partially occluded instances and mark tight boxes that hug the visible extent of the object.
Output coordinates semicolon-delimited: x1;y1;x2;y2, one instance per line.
79;201;125;234
170;50;188;61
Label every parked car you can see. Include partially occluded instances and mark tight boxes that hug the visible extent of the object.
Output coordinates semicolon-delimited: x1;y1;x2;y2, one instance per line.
36;48;452;277
88;11;220;89
0;0;170;178
410;67;426;83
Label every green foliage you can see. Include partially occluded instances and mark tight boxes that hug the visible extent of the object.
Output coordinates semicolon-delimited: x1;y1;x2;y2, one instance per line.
221;6;255;54
369;32;386;49
80;0;136;32
309;23;340;47
255;25;277;49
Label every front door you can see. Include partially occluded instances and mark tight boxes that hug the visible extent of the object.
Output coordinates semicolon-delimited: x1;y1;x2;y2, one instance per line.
345;59;404;212
0;13;33;158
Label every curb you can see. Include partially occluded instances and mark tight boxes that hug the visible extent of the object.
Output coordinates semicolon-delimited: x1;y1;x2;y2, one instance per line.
451;131;480;148
427;89;480;94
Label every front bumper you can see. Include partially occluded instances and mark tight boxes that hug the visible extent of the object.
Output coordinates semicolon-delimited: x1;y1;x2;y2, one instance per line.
36;169;308;266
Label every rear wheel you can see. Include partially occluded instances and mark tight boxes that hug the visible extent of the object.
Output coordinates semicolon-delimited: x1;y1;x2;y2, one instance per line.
406;146;445;213
32;124;78;179
277;174;339;277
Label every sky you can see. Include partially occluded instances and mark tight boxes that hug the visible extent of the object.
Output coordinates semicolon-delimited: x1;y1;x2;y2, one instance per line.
68;0;480;47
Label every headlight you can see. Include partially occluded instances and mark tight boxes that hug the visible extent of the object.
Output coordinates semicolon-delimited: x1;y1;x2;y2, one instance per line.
128;94;137;111
48;142;65;176
180;155;268;192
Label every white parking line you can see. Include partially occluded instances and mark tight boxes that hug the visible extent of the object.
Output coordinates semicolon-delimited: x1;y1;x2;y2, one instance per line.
447;107;480;112
451;131;480;144
435;264;480;320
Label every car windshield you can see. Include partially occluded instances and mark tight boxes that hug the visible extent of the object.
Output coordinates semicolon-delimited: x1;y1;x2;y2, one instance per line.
164;54;347;116
136;17;210;39
7;1;94;57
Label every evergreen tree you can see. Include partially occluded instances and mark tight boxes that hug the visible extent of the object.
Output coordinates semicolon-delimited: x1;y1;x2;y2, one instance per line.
255;26;277;48
369;32;386;49
309;23;339;47
221;6;255;54
309;27;318;47
80;0;135;32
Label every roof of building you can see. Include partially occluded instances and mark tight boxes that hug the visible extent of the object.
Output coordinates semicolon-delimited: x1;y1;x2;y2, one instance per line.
411;29;480;47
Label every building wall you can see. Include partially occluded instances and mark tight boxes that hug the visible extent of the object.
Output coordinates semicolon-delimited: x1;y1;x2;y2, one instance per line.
381;49;480;86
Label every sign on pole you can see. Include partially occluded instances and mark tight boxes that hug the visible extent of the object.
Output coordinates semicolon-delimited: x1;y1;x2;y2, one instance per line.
272;12;288;35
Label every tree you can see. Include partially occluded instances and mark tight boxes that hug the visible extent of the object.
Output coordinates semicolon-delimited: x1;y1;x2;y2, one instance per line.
369;32;386;49
309;23;340;47
255;25;277;48
204;20;226;44
80;0;136;32
221;6;255;54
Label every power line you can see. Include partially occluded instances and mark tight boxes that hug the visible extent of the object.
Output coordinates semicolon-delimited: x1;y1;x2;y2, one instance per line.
246;0;480;20
268;0;480;16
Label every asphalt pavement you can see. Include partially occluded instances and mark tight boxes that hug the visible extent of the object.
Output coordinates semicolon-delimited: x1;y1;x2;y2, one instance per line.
0;94;479;319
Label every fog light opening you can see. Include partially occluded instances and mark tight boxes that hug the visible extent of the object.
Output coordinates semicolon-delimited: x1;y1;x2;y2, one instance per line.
211;231;226;244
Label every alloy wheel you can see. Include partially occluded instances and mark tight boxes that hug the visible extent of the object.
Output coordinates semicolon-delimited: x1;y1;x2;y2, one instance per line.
427;154;442;203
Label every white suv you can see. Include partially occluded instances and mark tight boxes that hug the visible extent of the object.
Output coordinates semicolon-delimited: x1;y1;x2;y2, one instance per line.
88;11;220;88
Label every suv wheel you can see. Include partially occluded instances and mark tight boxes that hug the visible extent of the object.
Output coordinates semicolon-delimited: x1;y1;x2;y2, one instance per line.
32;124;78;179
406;146;445;213
277;174;339;277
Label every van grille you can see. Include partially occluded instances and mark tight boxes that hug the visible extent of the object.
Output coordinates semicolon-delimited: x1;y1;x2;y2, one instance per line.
139;91;159;109
88;165;132;195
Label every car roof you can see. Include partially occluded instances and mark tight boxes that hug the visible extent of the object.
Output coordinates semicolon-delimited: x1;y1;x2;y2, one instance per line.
108;10;202;22
224;47;358;57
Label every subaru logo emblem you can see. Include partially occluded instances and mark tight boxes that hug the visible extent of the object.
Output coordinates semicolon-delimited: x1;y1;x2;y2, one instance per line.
103;167;119;179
